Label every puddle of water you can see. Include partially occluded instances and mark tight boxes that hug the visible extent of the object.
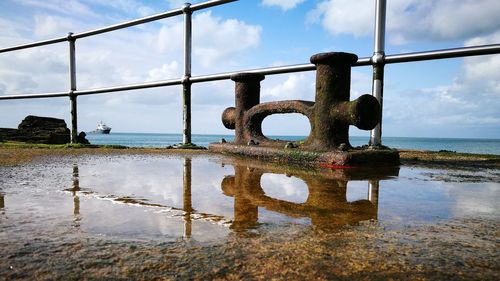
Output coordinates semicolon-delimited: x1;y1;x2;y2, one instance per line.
0;155;500;238
0;153;498;279
1;153;497;240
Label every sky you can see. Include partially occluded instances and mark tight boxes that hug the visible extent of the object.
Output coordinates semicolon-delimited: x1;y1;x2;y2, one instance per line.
0;0;499;140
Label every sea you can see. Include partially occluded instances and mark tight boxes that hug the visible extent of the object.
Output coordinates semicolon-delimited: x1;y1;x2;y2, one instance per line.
86;133;500;155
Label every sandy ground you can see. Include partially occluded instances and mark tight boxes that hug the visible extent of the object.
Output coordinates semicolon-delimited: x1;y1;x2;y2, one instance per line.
1;218;498;280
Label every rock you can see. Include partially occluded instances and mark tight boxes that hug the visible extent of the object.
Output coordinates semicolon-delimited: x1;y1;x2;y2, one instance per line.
76;131;90;144
0;128;19;142
0;115;70;144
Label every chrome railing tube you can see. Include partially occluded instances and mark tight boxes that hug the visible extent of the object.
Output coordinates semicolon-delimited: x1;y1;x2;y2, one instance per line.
68;33;78;143
370;0;387;147
182;3;193;145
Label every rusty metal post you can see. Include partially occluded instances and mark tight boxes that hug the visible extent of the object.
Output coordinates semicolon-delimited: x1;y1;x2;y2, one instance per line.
68;32;78;144
182;3;192;145
370;0;387;147
307;52;359;150
229;73;265;144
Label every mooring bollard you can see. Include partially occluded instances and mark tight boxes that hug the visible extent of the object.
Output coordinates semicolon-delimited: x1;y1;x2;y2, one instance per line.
221;52;380;151
305;52;380;150
214;52;399;166
222;73;265;145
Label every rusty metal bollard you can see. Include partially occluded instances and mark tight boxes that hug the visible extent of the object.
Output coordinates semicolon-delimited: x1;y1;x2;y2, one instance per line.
305;52;380;150
221;52;381;152
222;73;265;144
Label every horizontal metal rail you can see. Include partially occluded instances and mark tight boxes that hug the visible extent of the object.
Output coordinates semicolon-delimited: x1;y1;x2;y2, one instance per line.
385;43;500;64
2;42;498;100
73;9;183;39
0;91;69;100
0;0;236;52
0;37;68;53
75;78;183;96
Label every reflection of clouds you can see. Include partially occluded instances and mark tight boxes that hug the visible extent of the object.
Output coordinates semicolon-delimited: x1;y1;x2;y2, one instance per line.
191;160;235;219
80;197;229;241
79;155;235;218
346;181;369;202
443;182;500;217
80;156;184;206
261;174;308;203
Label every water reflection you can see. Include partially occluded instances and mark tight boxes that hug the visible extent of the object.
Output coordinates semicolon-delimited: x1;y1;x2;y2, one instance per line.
70;164;81;226
64;155;399;238
221;160;399;231
183;158;193;239
0;192;4;211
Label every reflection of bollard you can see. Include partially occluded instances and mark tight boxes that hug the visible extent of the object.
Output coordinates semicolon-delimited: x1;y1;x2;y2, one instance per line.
220;162;380;231
306;52;380;150
222;73;265;145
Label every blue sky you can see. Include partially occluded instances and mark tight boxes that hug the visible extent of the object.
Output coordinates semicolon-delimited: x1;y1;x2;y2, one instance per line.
0;0;499;139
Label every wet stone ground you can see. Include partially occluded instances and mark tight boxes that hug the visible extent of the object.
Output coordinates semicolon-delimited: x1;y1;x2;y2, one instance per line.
0;151;499;280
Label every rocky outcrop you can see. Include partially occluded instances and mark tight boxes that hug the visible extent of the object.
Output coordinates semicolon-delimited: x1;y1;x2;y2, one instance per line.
0;115;88;144
16;116;71;144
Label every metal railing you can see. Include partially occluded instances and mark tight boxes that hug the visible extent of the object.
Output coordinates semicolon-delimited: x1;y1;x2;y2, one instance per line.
1;0;499;145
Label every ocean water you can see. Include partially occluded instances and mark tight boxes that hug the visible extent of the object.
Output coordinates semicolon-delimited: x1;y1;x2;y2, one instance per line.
86;133;500;155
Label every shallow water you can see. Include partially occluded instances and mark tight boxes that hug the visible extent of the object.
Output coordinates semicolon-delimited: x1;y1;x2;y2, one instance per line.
0;153;499;279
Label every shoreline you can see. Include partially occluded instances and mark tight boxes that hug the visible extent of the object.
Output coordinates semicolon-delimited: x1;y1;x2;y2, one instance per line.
1;142;499;169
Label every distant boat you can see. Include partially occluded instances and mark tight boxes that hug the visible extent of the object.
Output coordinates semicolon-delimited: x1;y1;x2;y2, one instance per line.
92;121;111;134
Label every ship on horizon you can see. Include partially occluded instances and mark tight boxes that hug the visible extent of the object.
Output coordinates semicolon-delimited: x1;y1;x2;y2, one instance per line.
91;121;111;134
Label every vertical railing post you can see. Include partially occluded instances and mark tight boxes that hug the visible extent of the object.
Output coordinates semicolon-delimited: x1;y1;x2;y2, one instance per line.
68;32;78;144
182;3;192;145
369;0;386;147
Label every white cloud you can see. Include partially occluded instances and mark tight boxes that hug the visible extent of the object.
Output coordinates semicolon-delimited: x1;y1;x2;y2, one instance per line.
147;61;179;81
86;0;155;17
153;11;262;70
262;73;314;100
193;12;262;68
14;0;97;17
34;14;75;38
307;0;373;38
463;31;500;82
261;0;305;11
308;0;500;43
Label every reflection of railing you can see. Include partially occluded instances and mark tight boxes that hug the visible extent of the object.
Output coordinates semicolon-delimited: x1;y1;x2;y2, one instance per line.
0;192;4;211
70;164;81;226
220;159;399;231
64;156;398;235
1;0;499;145
66;159;225;239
